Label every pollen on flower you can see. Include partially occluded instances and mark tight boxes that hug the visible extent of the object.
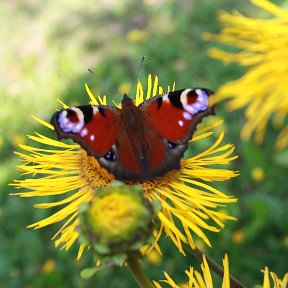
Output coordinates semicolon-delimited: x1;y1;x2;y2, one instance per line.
140;170;180;197
80;151;114;187
80;148;178;195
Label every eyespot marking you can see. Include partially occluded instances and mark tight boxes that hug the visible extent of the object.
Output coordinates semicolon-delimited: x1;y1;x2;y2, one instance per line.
104;149;116;161
184;89;209;115
58;108;84;133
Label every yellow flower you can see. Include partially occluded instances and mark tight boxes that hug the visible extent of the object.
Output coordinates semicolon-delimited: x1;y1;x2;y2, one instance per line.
41;259;56;273
251;167;265;182
262;267;288;288
118;82;131;95
231;229;245;244
126;29;150;42
203;0;288;150
154;256;288;288
153;254;230;288
12;75;238;259
145;248;162;265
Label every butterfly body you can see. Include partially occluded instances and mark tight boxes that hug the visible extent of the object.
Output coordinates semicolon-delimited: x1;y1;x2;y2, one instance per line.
51;88;214;182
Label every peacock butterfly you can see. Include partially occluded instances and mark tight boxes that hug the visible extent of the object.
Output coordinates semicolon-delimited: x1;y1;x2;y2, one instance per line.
51;88;215;182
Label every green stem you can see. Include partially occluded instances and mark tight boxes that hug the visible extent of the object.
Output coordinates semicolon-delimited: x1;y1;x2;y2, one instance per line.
126;253;155;288
190;247;247;288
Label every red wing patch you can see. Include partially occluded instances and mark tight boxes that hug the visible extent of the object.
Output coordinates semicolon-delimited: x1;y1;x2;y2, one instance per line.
142;88;214;143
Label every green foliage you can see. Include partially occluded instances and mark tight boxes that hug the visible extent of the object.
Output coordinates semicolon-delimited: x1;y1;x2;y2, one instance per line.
1;0;287;287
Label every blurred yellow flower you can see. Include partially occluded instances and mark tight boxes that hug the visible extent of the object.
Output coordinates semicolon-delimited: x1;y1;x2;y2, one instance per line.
232;229;245;244
251;167;265;182
10;133;26;147
42;259;56;273
153;254;230;288
12;75;238;258
126;29;150;42
0;137;4;149
143;246;162;265
203;0;288;150
118;82;131;95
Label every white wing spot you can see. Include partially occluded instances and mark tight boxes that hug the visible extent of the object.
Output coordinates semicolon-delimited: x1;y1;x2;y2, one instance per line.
80;128;88;137
162;93;169;102
90;134;95;141
180;89;192;106
178;120;184;127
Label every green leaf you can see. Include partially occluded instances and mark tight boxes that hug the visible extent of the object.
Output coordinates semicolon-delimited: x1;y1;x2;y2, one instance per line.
93;243;111;255
111;254;127;266
80;267;103;279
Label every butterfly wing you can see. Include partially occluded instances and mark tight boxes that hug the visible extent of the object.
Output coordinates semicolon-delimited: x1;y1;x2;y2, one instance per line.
51;88;214;182
140;88;214;177
51;105;120;159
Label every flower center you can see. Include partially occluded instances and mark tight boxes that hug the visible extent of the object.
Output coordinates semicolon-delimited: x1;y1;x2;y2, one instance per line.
80;151;114;188
140;170;179;196
80;150;179;194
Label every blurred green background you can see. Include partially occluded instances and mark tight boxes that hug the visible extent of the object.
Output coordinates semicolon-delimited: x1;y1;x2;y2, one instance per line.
1;0;287;287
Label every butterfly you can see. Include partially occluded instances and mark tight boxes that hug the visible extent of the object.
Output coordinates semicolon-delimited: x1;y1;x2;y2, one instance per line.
51;88;215;182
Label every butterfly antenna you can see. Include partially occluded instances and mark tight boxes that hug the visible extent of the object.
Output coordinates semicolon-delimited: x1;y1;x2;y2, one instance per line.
128;56;145;96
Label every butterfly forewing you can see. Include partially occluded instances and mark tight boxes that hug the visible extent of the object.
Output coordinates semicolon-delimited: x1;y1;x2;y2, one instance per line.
51;105;120;157
141;88;214;143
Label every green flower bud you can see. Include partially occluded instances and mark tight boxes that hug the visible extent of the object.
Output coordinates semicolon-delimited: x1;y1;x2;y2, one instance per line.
81;181;153;256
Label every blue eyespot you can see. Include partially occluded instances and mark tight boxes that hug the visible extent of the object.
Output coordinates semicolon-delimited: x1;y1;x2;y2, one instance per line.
104;150;116;161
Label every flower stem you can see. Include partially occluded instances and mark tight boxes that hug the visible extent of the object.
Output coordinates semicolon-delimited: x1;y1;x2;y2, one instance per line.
126;253;155;288
189;247;246;288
